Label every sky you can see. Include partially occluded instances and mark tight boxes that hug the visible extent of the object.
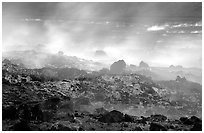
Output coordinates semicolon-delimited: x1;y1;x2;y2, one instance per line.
2;2;202;68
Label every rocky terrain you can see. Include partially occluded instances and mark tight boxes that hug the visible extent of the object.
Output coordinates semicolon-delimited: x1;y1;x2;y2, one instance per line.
3;50;202;84
2;59;202;131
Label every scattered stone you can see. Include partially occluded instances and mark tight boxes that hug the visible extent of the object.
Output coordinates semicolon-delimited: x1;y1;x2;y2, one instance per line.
2;60;202;131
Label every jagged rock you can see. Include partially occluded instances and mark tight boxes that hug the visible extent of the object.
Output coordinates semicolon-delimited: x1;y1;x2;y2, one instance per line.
124;114;134;122
189;116;202;124
176;76;186;82
183;119;194;125
180;116;202;127
150;114;167;122
179;117;189;123
3;59;12;64
110;60;126;74
149;123;167;131
2;60;202;131
98;110;124;123
179;116;201;125
139;61;149;68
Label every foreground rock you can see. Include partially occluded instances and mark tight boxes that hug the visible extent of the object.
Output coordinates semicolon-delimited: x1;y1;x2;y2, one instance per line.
149;122;167;131
2;60;202;131
98;110;124;123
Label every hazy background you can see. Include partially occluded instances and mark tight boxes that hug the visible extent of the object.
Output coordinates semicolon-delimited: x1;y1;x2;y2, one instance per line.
2;2;202;68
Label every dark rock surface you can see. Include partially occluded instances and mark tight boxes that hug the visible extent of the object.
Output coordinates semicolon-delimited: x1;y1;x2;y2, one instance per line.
150;114;167;122
2;60;202;131
190;123;202;131
98;110;124;123
149;122;167;131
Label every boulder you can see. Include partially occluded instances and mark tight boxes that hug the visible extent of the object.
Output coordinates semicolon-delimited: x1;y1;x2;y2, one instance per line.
179;116;201;125
110;60;126;74
149;123;167;131
179;117;188;123
124;114;134;122
98;110;124;123
139;61;149;68
189;116;202;124
176;76;186;82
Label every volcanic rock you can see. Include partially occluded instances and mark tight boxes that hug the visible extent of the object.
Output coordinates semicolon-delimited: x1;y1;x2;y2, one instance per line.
189;116;202;124
124;114;134;122
110;60;126;74
149;122;167;131
139;61;149;68
150;114;167;122
98;110;124;123
190;123;202;131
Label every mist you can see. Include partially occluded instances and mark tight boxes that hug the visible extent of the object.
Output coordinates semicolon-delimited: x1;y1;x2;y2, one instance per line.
2;2;202;68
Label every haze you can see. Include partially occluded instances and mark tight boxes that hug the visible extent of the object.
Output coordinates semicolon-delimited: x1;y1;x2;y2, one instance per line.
2;2;202;68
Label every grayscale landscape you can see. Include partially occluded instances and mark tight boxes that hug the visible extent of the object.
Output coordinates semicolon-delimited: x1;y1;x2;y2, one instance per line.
2;2;202;131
